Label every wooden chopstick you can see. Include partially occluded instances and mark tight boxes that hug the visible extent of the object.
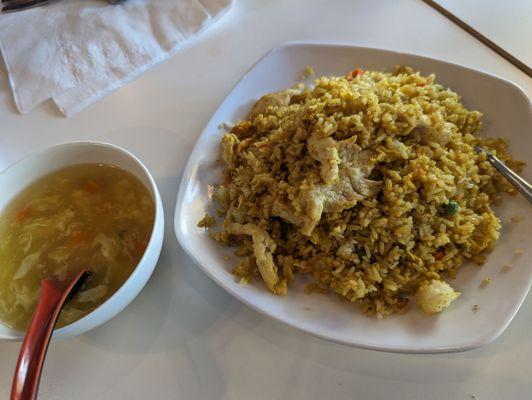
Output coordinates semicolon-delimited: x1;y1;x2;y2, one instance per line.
1;0;49;13
421;0;532;78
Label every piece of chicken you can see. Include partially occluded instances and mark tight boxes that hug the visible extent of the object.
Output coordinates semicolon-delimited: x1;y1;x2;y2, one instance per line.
227;222;287;295
273;136;381;236
307;129;339;184
220;133;240;165
249;92;292;119
416;279;460;314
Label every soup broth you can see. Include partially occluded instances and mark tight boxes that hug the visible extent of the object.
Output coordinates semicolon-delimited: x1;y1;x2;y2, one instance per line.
0;163;155;330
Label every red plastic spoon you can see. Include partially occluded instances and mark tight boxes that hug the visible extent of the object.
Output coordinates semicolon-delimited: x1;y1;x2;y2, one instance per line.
11;269;90;400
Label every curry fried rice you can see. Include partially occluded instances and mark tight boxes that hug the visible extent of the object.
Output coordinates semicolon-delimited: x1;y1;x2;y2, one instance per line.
203;66;524;316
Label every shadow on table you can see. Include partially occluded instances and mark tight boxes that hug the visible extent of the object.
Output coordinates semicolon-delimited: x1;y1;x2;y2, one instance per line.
0;55;17;114
225;291;531;392
77;173;234;398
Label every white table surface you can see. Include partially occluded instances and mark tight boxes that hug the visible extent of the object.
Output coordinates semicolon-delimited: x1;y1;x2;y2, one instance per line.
0;0;531;399
435;0;532;67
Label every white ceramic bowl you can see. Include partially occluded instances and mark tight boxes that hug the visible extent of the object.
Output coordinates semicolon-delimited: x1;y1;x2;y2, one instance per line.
0;142;164;341
175;43;532;353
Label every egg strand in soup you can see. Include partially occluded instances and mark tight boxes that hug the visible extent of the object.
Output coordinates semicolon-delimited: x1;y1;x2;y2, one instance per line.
0;164;155;330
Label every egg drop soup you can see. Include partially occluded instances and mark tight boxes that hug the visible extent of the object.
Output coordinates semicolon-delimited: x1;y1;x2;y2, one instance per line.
0;164;155;330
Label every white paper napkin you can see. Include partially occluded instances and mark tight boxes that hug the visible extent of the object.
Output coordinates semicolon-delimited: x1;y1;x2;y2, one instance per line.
0;0;234;116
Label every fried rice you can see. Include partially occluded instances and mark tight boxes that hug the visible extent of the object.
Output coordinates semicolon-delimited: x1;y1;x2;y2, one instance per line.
205;66;523;316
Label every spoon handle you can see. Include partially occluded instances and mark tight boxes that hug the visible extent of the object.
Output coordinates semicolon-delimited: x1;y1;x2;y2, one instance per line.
11;270;89;400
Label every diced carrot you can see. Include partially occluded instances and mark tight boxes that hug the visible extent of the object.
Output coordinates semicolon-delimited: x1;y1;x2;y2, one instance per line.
15;207;31;222
257;142;272;149
434;249;445;260
85;180;100;193
222;175;232;185
419;82;427;87
70;230;90;246
418;168;426;177
346;68;364;81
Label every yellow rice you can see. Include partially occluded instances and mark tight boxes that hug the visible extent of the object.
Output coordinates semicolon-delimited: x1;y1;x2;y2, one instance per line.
206;66;523;316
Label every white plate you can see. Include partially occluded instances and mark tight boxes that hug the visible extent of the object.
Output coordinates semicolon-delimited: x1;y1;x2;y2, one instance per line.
174;43;532;353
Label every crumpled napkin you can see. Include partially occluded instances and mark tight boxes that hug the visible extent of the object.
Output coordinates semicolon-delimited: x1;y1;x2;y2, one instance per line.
0;0;234;116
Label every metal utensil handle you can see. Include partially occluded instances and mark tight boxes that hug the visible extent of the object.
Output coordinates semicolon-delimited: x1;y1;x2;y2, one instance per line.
484;150;532;204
